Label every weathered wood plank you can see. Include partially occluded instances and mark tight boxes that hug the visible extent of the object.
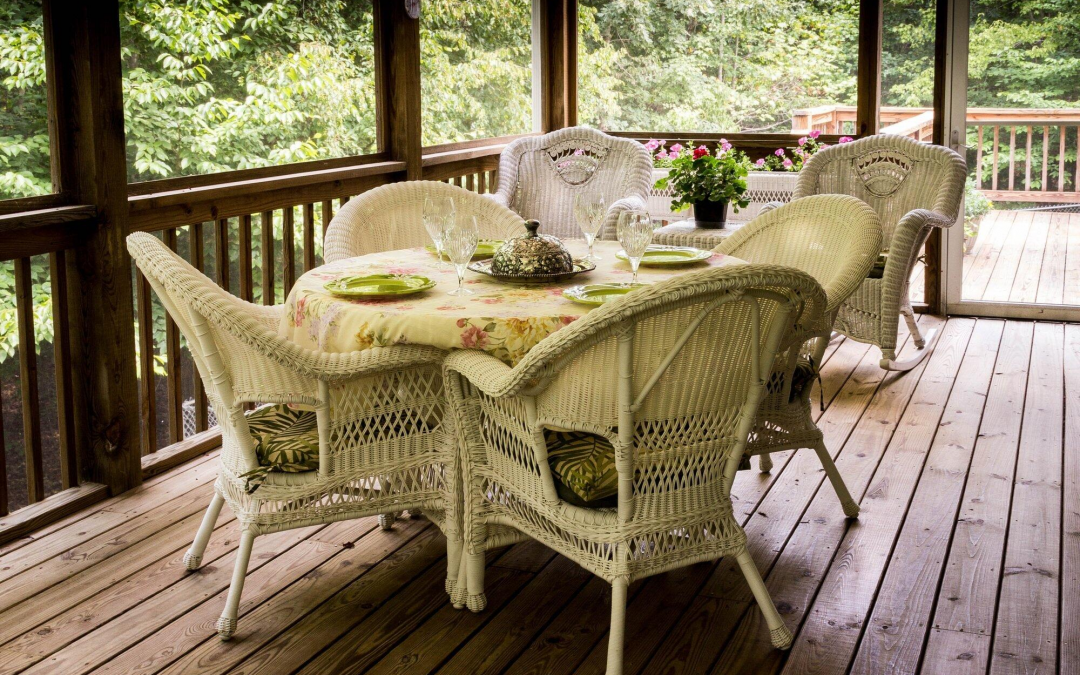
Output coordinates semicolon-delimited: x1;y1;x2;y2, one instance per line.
982;211;1033;302
1007;211;1051;303
0;482;108;552
1064;213;1080;306
1061;324;1080;672
989;322;1063;675
964;210;1013;298
1034;213;1068;305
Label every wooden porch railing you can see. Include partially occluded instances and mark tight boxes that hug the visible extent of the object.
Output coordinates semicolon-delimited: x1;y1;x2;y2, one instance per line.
794;105;1080;204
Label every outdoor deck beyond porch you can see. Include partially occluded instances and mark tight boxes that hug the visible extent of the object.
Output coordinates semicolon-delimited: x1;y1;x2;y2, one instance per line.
0;316;1074;675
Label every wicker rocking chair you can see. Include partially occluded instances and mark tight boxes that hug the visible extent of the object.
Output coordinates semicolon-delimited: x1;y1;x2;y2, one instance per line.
488;126;653;240
714;194;883;515
127;232;458;640
443;263;828;673
324;180;525;263
773;134;966;370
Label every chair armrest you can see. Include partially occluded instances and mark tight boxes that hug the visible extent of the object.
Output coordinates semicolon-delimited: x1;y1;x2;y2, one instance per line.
485;192;510;209
757;201;785;216
600;195;649;240
443;349;546;399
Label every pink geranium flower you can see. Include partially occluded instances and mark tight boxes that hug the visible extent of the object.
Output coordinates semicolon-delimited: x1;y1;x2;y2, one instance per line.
798;136;808;146
839;136;853;144
644;139;661;151
669;143;683;155
809;129;821;139
782;158;793;168
774;148;785;157
655;150;668;160
755;158;766;167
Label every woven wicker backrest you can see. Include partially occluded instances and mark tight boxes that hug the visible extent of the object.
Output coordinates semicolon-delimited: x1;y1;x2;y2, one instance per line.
502;264;825;520
715;194;883;317
496;126;653;239
795;134;966;247
323;180;526;263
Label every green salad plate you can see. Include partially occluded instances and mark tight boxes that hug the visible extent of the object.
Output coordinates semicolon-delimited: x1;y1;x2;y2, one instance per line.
324;274;436;298
615;245;712;266
426;239;504;260
563;283;647;307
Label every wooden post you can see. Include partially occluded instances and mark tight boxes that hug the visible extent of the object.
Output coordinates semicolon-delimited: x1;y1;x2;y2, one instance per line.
374;0;422;180
855;0;883;135
43;0;142;495
539;0;577;132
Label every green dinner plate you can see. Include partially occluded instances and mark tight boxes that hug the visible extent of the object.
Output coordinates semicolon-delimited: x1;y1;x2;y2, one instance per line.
426;239;504;260
615;245;712;266
324;274;436;298
563;283;647;306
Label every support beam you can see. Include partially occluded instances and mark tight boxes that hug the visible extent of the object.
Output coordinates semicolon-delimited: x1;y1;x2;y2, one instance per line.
856;0;883;136
539;0;577;132
373;0;422;180
43;0;142;496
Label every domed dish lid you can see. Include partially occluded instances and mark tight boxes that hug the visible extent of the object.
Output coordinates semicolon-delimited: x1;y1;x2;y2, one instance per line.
491;220;574;276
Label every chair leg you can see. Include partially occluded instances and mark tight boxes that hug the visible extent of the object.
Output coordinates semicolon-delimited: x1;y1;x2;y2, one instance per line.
759;453;773;473
184;493;224;571
217;529;256;640
445;531;463;599
880;310;941;372
465;548;487;612
451;547;469;609
378;511;402;530
606;577;629;675
812;443;860;518
736;548;792;650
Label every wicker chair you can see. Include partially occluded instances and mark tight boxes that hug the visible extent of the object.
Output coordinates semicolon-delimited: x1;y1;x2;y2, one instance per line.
127;232;457;640
443;263;828;672
323;180;525;263
769;134;966;370
714;195;883;514
488;126;653;240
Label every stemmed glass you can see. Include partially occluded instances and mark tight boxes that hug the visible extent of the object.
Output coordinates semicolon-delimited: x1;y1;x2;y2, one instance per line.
443;213;480;296
423;195;456;266
573;190;606;263
617;209;655;286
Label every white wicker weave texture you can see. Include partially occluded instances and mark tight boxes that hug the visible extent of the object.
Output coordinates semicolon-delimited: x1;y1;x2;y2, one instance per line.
784;134;966;370
714;194;883;515
443;262;829;672
127;232;460;642
489;126;653;240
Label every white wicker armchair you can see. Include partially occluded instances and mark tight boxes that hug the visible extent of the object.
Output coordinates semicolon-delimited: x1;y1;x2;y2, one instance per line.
714;195;883;515
127;232;457;641
779;134;966;370
324;180;526;263
489;126;653;240
443;263;828;673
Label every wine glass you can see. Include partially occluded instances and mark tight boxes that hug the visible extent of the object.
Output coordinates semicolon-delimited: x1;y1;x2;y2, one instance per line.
573;190;606;263
423;195;455;266
443;213;480;296
617;209;654;285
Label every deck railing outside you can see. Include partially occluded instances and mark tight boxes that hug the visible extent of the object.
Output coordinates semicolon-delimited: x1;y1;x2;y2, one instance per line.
793;105;1080;204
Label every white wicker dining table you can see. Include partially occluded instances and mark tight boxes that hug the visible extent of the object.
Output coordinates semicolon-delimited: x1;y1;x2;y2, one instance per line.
279;240;746;364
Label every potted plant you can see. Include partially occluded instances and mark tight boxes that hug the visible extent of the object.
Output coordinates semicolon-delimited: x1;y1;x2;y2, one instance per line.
653;142;750;229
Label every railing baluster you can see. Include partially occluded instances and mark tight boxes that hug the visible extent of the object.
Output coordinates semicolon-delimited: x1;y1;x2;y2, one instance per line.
976;126;983;188
238;214;253;302
164;228;183;444
1024;125;1032;190
1041;126;1049;191
1008;126;1016;191
261;210;275;305
135;264;157;456
48;250;78;488
303;203;316;271
0;382;6;516
321;200;333;236
215;218;230;291
283;206;295;293
992;126;1000;191
190;222;209;433
1060;126;1067;191
466;173;476;193
14;257;44;502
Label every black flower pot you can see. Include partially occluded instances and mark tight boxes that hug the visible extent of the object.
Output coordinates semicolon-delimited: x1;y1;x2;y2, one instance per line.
693;199;729;229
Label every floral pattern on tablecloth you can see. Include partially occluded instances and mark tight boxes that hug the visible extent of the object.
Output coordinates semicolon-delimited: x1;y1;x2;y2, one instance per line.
280;240;742;364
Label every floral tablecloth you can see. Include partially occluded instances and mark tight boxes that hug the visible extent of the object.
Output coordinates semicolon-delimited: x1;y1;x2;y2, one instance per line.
280;240;744;364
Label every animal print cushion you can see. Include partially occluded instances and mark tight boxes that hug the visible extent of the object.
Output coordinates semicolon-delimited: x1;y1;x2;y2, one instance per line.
545;430;618;508
238;404;320;492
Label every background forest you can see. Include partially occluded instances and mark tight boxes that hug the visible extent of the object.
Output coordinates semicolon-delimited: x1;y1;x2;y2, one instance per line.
0;0;1077;506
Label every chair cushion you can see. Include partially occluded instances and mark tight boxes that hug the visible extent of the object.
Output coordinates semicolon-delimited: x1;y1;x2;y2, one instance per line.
239;404;320;492
867;252;888;279
789;358;817;402
545;430;618;508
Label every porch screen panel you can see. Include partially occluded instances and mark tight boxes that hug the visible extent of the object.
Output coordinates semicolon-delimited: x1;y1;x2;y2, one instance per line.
420;0;534;146
0;1;52;201
119;0;377;183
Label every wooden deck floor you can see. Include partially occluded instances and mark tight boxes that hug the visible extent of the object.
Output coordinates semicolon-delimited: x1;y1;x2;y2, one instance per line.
0;316;1076;675
964;208;1080;304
